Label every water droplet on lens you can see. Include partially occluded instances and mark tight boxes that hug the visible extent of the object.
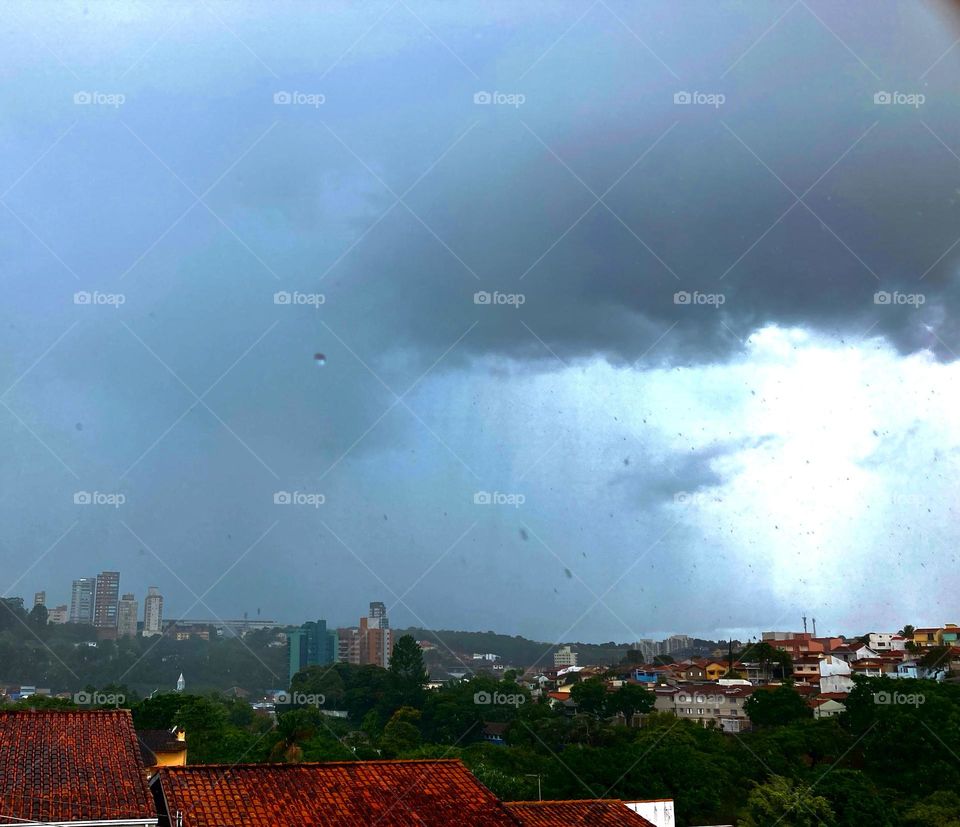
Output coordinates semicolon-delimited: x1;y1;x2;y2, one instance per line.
314;353;326;366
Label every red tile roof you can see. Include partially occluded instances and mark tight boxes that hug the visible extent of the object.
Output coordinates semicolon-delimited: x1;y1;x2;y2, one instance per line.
155;759;519;827
0;709;155;823
506;800;655;826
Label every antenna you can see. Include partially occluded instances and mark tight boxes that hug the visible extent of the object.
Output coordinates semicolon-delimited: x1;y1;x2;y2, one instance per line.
802;614;807;634
812;617;817;637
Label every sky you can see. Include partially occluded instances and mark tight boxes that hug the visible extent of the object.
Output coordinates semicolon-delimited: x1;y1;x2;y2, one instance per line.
2;1;960;644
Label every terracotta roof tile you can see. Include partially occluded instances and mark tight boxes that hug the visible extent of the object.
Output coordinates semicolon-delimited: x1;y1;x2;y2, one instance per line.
156;759;519;827
506;800;655;826
0;709;155;823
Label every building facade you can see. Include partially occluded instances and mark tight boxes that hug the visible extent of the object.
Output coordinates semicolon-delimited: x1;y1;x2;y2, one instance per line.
360;602;392;669
92;571;120;635
143;586;163;637
117;593;139;638
553;645;578;668
69;577;96;624
287;619;338;685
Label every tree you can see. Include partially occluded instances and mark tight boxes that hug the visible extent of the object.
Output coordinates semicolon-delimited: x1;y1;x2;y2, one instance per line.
652;654;674;666
387;636;428;710
606;683;654;722
744;684;812;727
380;706;422;756
740;776;834;827
570;677;607;717
28;604;48;628
904;791;960;827
899;625;915;639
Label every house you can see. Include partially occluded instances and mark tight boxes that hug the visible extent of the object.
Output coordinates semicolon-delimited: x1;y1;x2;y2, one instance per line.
0;709;157;826
791;656;821;684
704;661;728;682
895;660;947;681
626;798;676;827
819;656;854;694
152;759;518;826
829;642;881;663
654;683;755;732
811;696;846;719
137;727;188;778
867;632;906;652
506;800;655;826
912;627;944;648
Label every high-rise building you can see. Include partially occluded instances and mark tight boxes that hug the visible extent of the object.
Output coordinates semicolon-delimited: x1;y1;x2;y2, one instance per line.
93;571;120;636
143;586;163;637
48;605;69;624
359;602;392;669
33;591;46;607
286;620;338;685
69;578;96;625
553;645;578;668
117;593;139;638
664;634;692;655
337;627;361;665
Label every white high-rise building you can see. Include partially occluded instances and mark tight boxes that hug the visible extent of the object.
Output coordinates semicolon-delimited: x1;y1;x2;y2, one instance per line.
143;586;163;637
554;645;578;668
69;578;96;624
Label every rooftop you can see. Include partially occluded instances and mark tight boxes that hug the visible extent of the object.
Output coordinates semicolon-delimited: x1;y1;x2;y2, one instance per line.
506;799;655;826
154;759;518;827
0;709;155;824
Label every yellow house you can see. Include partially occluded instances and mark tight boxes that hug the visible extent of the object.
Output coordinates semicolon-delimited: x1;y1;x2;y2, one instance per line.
912;627;944;647
138;727;187;779
704;662;728;681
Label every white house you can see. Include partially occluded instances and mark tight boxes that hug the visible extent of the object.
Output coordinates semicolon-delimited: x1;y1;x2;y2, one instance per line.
819;656;854;694
868;632;906;652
